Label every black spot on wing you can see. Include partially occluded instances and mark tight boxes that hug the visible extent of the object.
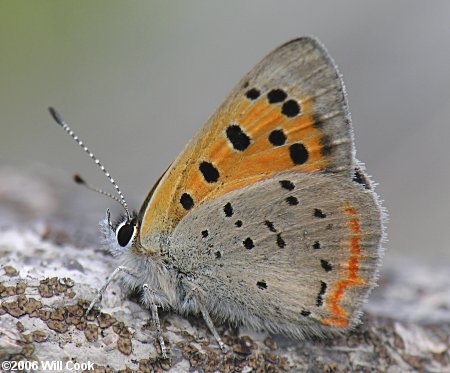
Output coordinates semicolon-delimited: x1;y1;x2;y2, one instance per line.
286;196;299;206
301;310;311;317
243;237;254;250
279;180;295;191
235;220;243;228
245;88;260;100
224;202;233;217
276;233;286;248
201;230;209;238
267;89;287;103
226;125;251;151
313;241;321;250
321;260;332;272
268;129;287;146
314;209;326;218
316;281;327;307
281;99;300;117
199;161;220;183
180;193;194;210
289;143;309;165
256;280;267;290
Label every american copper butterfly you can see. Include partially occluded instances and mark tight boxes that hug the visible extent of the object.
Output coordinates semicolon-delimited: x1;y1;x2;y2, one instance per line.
50;37;385;358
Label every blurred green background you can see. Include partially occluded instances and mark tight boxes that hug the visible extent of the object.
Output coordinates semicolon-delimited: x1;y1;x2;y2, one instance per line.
1;1;450;269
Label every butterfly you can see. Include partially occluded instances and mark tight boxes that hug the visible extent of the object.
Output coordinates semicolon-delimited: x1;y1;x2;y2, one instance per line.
50;36;384;358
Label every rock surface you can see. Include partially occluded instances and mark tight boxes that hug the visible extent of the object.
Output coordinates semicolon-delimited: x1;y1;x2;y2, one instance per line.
0;169;449;372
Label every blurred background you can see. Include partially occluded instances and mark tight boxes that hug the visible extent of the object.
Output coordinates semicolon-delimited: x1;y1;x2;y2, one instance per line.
1;1;450;270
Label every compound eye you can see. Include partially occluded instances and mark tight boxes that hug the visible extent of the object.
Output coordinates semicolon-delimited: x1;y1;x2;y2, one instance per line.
116;221;136;247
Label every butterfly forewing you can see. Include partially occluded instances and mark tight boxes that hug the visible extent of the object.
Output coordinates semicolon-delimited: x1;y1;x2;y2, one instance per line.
139;37;354;242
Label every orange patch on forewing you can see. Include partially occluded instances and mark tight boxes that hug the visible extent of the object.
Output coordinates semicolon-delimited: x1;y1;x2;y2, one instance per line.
321;202;366;328
140;92;333;237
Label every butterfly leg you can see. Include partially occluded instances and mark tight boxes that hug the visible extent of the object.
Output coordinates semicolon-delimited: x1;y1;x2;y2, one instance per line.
197;299;226;351
86;265;134;315
184;283;225;351
143;284;168;359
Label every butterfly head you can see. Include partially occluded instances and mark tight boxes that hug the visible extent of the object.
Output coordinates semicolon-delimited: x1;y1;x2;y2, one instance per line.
115;214;138;248
100;209;139;256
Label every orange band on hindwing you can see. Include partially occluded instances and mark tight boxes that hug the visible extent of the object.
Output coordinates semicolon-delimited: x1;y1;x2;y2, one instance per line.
321;202;366;327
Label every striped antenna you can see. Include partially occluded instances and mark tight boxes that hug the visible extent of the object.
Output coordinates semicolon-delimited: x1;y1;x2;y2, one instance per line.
48;107;131;220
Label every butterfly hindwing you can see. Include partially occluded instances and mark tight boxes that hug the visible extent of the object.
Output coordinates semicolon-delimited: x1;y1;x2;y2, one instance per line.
168;172;382;337
139;37;354;242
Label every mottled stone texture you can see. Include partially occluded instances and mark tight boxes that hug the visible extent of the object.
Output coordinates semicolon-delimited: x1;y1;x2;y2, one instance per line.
0;170;449;372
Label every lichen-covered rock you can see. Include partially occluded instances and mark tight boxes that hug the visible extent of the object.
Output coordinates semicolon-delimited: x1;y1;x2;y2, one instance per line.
0;170;449;372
